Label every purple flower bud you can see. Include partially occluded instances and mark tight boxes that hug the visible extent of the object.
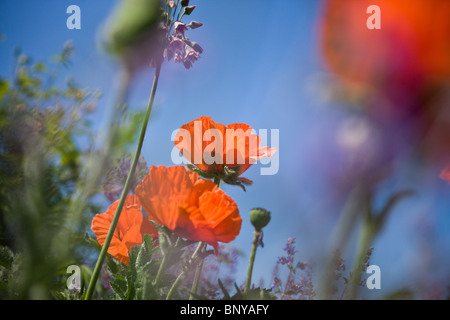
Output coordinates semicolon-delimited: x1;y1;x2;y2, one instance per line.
181;0;189;7
183;5;196;15
167;0;175;8
187;21;204;29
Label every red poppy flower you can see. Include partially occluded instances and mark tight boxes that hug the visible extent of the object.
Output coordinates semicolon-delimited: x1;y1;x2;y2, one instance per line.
91;194;158;266
174;116;277;176
135;165;242;252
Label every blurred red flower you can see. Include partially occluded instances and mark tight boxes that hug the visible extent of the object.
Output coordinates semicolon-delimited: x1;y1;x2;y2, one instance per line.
320;0;450;162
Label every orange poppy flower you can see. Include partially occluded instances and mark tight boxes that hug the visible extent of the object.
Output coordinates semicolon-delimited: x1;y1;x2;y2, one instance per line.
174;116;277;176
91;194;158;266
135;165;242;252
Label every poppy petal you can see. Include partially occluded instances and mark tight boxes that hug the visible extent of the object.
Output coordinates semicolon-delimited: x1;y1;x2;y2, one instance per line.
136;165;194;230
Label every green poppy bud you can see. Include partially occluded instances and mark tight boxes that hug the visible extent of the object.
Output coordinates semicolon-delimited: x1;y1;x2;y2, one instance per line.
249;208;271;231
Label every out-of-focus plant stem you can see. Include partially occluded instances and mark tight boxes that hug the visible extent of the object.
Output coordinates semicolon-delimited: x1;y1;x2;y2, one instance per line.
317;183;371;299
347;210;375;299
84;63;162;300
346;188;413;300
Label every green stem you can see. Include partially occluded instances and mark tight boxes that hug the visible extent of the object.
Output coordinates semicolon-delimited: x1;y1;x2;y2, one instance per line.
347;218;375;300
166;241;203;300
166;270;184;300
84;64;162;300
244;230;260;295
189;242;206;300
153;251;168;287
317;184;370;299
167;0;181;34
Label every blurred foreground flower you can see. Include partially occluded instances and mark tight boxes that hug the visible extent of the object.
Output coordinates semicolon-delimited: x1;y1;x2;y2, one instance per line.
321;0;450;162
439;166;450;184
91;195;158;266
175;116;277;188
102;0;163;73
102;0;204;72
135;166;242;252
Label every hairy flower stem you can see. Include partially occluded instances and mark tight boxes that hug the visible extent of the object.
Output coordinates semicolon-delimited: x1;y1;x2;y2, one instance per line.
166;241;203;300
153;252;169;288
84;64;162;300
245;230;260;295
189;242;206;300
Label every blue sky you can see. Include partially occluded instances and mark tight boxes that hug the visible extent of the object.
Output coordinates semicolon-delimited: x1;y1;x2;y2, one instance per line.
1;0;449;298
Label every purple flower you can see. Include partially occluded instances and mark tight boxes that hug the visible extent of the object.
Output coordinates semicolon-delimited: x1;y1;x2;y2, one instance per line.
164;36;203;69
164;37;185;61
173;21;189;36
271;277;282;288
183;44;200;69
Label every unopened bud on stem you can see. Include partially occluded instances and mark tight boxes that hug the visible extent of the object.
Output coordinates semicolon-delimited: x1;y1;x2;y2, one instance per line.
249;208;271;231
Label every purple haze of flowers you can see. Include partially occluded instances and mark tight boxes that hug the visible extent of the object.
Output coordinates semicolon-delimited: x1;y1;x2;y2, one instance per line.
102;154;148;202
272;238;316;300
277;237;296;267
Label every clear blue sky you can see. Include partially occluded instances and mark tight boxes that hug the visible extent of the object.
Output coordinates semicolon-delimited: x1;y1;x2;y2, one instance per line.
1;0;449;298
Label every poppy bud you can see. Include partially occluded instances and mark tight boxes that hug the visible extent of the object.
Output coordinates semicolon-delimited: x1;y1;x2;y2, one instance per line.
249;208;271;231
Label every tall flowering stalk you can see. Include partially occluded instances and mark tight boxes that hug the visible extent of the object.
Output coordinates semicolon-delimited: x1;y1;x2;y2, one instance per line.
85;0;204;300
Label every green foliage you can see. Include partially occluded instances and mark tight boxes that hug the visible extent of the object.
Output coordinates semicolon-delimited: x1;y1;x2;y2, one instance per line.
102;0;161;56
0;44;105;299
217;279;277;300
107;234;160;300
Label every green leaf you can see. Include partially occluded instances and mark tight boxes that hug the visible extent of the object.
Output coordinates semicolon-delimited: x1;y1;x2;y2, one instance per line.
125;246;139;300
110;274;128;300
84;233;102;251
218;278;231;299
